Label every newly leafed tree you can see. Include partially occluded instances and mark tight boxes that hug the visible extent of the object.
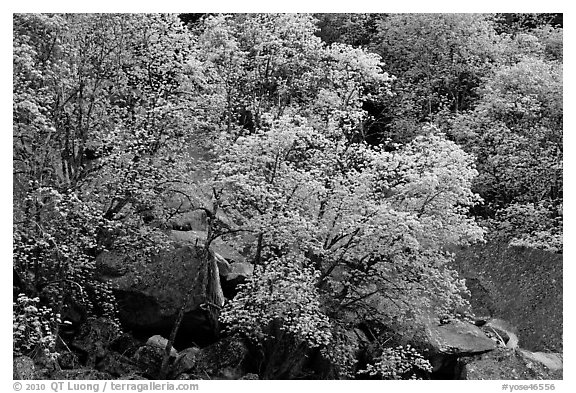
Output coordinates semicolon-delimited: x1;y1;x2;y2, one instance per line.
13;13;196;357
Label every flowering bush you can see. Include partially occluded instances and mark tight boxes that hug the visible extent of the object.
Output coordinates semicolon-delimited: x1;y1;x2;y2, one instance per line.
220;255;332;348
358;344;432;380
13;294;61;360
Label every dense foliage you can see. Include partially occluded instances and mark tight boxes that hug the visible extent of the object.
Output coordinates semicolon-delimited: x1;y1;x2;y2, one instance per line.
13;13;562;379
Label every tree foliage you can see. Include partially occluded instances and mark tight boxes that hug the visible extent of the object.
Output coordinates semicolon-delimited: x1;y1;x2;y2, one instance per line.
13;13;195;339
13;13;562;379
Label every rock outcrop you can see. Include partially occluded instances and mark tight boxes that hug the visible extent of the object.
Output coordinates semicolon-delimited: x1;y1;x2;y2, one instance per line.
424;318;497;356
451;241;562;353
103;245;224;347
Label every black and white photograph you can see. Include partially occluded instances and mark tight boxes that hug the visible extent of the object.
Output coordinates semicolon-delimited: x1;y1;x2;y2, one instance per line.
10;6;565;386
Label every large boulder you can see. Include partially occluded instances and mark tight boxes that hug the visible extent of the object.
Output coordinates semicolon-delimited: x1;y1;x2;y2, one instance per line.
131;334;179;377
451;241;562;353
219;260;254;298
170;230;247;263
425;318;497;356
418;316;496;376
133;345;165;377
145;335;178;357
167;210;207;232
169;230;254;299
106;245;224;347
171;346;202;378
96;251;128;278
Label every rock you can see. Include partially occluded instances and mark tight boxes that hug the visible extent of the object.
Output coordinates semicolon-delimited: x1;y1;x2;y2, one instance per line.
460;347;562;380
220;261;254;298
172;347;201;378
343;327;370;359
189;336;251;379
214;253;231;276
519;350;563;371
170;230;246;263
13;356;35;380
96;251;128;278
71;317;120;367
51;369;113;380
419;316;497;376
167;210;207;232
108;245;225;347
482;318;519;349
146;335;178;357
133;345;164;377
451;241;562;353
425;318;496;356
225;262;254;281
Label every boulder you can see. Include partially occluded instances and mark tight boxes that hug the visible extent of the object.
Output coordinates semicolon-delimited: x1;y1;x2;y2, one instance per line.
220;261;254;298
96;251;128;278
451;241;562;353
172;346;202;378
425;318;497;356
13;356;35;380
107;245;224;347
419;316;497;376
214;253;231;276
225;262;254;281
167;210;207;232
170;230;247;263
133;345;164;377
146;335;178;357
482;318;519;349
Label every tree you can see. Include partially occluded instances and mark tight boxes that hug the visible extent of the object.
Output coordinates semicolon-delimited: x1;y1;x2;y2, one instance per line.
363;14;504;144
13;13;196;357
191;14;392;139
214;115;483;377
169;13;487;378
446;45;562;252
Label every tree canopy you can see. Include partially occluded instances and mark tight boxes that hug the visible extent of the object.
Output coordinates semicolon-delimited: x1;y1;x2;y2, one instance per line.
13;13;562;379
